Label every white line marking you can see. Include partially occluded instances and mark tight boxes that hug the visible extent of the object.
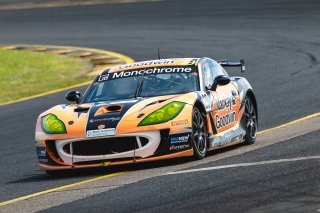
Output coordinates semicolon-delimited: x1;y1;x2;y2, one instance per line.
166;156;320;175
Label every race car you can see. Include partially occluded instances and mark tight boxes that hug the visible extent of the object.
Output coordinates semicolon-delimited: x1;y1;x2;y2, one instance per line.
35;57;258;174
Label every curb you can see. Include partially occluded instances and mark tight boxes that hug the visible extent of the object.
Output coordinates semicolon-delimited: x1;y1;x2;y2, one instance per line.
0;0;162;11
0;44;135;106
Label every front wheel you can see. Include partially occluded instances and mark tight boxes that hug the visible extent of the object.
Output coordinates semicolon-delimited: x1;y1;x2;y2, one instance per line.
243;96;257;145
191;107;208;159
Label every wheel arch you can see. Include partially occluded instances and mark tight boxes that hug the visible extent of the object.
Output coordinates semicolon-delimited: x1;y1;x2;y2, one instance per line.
193;100;211;134
194;100;206;115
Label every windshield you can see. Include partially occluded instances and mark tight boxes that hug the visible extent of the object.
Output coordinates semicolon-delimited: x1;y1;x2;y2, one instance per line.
83;66;199;103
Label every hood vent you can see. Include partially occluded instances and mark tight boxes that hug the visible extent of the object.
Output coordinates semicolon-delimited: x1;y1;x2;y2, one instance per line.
94;104;123;117
106;105;122;112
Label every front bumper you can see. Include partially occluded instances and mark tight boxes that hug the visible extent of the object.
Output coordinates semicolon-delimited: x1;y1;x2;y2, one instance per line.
36;129;193;170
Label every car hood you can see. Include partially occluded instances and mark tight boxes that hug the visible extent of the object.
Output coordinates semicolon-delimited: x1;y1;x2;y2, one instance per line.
35;93;197;140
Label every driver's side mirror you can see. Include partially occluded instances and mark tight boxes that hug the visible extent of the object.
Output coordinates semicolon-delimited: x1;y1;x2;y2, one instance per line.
210;75;231;91
65;91;81;104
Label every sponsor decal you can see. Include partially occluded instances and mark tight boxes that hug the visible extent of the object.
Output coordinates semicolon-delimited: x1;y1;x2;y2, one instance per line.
217;95;236;111
37;148;46;157
89;117;121;123
98;74;109;81
171;119;189;126
119;59;175;69
214;93;237;129
169;144;190;151
97;66;195;82
39;158;48;163
86;128;115;138
216;111;236;129
170;133;190;144
37;148;49;163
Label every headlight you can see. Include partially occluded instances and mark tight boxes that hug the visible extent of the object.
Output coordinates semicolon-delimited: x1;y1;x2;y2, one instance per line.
139;102;185;126
41;114;67;134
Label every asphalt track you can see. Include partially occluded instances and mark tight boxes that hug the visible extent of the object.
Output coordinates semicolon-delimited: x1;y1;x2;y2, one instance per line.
0;0;320;212
42;131;320;213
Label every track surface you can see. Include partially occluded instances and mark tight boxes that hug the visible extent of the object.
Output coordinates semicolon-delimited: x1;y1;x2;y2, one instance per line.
0;0;319;211
41;131;320;213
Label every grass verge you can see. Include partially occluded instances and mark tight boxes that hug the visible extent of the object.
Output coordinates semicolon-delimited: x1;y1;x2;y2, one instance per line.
0;49;93;104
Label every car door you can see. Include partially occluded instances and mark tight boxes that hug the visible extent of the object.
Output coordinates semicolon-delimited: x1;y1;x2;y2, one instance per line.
202;59;241;134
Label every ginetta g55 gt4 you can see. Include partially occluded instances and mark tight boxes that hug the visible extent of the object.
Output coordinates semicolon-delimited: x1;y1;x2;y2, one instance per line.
35;57;258;174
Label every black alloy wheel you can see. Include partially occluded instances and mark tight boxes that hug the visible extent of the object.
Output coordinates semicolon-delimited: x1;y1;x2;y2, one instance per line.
243;97;257;145
192;107;208;159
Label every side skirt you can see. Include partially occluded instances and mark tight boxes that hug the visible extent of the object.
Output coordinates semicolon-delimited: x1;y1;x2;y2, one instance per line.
208;125;246;150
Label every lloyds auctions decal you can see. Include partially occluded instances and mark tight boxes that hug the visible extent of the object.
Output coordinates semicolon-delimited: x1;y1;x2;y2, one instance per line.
98;66;196;82
217;95;236;111
216;95;237;129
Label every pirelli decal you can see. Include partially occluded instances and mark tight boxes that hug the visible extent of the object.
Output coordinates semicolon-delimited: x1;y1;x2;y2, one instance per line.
97;66;198;82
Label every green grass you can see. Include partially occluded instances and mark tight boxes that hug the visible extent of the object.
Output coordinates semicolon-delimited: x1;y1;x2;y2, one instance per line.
0;49;93;104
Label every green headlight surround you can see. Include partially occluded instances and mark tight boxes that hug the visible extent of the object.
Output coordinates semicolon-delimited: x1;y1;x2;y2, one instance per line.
41;114;67;134
139;101;185;126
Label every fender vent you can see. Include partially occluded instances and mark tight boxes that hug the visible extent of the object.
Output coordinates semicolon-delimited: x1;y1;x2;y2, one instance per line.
74;107;90;113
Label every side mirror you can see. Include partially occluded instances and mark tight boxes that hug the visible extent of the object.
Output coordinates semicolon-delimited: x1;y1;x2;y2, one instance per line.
65;91;81;104
210;75;231;91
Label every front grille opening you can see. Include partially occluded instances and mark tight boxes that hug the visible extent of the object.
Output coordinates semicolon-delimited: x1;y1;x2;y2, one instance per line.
154;129;170;156
63;144;70;154
45;140;65;164
140;137;148;146
63;137;149;156
46;140;62;161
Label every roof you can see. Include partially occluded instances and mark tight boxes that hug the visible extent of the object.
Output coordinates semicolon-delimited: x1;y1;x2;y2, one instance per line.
100;58;200;75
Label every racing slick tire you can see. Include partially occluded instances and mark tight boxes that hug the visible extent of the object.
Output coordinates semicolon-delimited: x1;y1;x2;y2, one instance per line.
243;95;258;145
191;107;208;159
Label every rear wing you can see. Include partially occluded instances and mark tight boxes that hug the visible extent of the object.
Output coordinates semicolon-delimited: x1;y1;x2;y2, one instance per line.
218;59;245;73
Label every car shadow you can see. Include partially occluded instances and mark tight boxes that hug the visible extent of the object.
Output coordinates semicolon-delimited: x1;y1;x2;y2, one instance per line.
9;142;245;183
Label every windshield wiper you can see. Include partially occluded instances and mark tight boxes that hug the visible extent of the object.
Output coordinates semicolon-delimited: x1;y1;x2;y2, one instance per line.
134;72;146;99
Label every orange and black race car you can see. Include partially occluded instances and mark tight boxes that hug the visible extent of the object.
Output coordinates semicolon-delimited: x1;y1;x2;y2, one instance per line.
35;58;258;174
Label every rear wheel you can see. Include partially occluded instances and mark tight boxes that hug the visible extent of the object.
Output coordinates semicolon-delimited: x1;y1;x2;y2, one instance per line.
192;107;207;159
243;96;257;145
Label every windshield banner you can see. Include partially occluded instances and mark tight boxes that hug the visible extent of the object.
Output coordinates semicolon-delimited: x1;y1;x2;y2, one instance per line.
97;66;198;82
